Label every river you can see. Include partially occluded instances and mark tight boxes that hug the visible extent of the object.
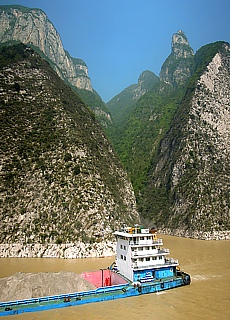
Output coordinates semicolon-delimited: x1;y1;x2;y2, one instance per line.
0;235;229;320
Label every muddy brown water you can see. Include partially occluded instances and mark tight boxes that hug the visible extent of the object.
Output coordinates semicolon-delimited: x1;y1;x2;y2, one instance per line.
0;235;229;320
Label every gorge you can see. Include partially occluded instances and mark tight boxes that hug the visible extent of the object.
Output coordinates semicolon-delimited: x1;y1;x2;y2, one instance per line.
0;5;229;257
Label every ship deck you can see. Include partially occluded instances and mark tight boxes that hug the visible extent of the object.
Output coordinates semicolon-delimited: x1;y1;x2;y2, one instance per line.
0;272;190;316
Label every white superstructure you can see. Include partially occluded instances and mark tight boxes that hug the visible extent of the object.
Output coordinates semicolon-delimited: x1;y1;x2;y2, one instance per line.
114;226;179;282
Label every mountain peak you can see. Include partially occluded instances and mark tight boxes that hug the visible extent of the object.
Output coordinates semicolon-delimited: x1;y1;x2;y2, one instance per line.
0;43;139;244
144;41;230;238
137;70;159;90
171;30;194;58
0;5;92;92
160;30;194;87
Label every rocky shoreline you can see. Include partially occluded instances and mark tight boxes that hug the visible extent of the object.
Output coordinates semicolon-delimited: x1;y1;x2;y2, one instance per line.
158;229;230;240
0;231;229;259
0;241;116;259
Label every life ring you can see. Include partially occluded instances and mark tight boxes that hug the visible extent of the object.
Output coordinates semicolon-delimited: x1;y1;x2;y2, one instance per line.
122;287;127;292
161;282;164;289
138;286;142;293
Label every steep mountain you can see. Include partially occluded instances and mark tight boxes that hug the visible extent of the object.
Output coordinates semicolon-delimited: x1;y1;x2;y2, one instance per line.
0;5;110;128
75;87;112;129
113;81;183;195
107;32;192;197
160;30;194;87
0;43;139;244
142;41;230;238
106;70;159;157
107;30;193;125
106;30;229;238
107;70;159;124
0;5;91;91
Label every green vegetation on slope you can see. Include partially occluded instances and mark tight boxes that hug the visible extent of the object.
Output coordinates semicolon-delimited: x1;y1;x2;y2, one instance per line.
106;70;159;141
140;41;230;230
118;82;185;195
0;43;138;244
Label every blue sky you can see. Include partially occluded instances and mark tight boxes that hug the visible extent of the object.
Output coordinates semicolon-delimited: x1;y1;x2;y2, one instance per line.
0;0;230;102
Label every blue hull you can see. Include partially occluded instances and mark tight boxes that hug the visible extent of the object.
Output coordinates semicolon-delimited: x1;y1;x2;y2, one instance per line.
0;273;190;316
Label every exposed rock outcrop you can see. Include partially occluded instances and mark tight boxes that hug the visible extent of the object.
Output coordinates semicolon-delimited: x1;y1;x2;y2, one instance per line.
0;5;111;130
145;41;230;237
0;241;116;258
158;229;230;240
160;30;194;87
0;5;92;91
171;30;194;59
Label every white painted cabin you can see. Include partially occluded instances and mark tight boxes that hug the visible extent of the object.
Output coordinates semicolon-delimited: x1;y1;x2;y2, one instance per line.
114;226;178;282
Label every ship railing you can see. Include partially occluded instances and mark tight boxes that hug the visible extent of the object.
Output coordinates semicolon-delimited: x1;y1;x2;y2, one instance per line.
129;239;163;246
131;248;169;258
165;258;178;265
153;239;163;245
132;263;159;270
158;248;170;254
131;252;156;258
131;260;179;270
0;283;130;309
129;241;140;245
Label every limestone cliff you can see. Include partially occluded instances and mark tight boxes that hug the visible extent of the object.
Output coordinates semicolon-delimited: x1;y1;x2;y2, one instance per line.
144;42;230;238
0;5;92;91
0;5;111;129
160;30;194;87
0;43;139;244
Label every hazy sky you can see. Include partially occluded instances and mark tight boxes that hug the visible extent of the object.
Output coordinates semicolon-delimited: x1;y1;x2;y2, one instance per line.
0;0;230;102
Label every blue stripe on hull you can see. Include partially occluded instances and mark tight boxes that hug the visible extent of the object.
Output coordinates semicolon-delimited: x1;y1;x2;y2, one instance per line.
0;275;190;316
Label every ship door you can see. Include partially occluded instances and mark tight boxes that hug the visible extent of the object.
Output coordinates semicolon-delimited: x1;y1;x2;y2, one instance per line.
152;271;155;278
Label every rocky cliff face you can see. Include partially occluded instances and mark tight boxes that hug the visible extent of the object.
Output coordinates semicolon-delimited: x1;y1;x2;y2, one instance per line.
171;30;194;58
0;5;92;91
145;42;230;238
0;43;139;244
160;30;194;87
0;5;111;130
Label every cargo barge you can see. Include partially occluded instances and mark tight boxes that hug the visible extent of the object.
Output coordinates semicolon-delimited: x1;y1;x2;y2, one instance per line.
0;226;190;316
